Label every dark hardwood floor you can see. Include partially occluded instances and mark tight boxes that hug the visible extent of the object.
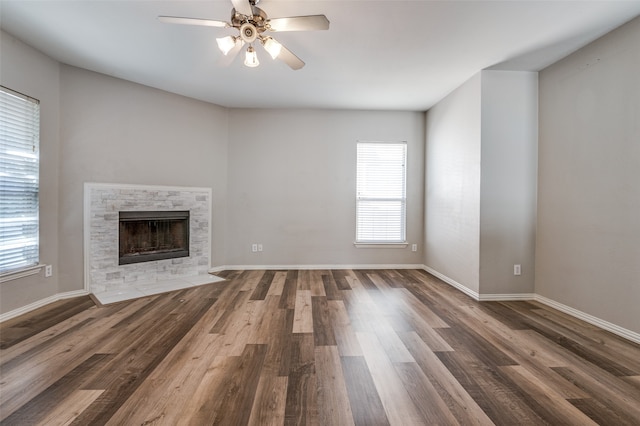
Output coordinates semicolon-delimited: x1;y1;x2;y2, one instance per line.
1;269;639;425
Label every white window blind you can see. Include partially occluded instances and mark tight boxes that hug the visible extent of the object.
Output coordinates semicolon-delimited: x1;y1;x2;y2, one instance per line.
0;86;40;274
356;141;406;243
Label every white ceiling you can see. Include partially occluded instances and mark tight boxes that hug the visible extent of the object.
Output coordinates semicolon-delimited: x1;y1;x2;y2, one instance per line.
1;1;639;111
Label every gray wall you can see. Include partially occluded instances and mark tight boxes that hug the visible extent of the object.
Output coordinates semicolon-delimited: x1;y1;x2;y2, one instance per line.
536;17;640;334
424;70;538;296
479;70;538;295
425;73;482;293
226;108;425;266
58;66;229;293
0;31;61;313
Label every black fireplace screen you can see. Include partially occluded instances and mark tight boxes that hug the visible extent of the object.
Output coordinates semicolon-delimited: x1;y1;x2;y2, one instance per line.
118;211;190;265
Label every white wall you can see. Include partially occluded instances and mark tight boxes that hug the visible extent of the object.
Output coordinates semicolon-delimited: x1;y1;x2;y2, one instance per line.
58;66;229;292
0;31;61;313
536;17;640;334
425;74;482;293
226;108;425;266
480;71;538;295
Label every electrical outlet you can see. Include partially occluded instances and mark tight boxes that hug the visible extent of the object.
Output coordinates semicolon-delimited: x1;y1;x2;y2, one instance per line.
258;244;263;252
252;244;258;252
45;265;53;277
514;264;521;276
411;244;417;252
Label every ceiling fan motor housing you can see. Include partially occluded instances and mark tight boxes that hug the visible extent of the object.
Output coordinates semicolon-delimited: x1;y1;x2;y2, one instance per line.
240;22;258;43
231;6;267;32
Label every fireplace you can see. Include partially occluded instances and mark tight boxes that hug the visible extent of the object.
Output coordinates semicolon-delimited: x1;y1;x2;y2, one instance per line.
119;210;190;265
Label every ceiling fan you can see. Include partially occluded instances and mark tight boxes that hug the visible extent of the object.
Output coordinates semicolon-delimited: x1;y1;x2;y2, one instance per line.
158;0;329;70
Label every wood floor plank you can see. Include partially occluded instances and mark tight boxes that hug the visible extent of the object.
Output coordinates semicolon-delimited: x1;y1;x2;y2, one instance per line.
0;294;144;370
266;271;287;297
528;307;640;374
0;296;96;349
250;270;276;301
328;300;363;357
398;331;494;425
250;295;284;345
275;308;296;377
238;269;267;293
312;296;337;347
625;375;640;390
435;350;546;425
279;270;299;309
284;333;318;425
315;346;355;426
293;290;313;334
322;273;342;300
353;270;382;291
212;344;268;425
179;355;235;424
552;365;640;422
340;356;390;426
0;353;113;424
375;270;406;289
2;269;639;425
330;270;353;291
501;301;639;376
458;304;590;400
567;397;639;425
248;374;289;426
0;321;112;416
35;389;104;426
74;293;218;425
373;321;415;363
104;333;221;425
393;361;461;425
498;365;598;425
436;322;519;368
297;270;312;291
309;270;328;297
356;331;426;425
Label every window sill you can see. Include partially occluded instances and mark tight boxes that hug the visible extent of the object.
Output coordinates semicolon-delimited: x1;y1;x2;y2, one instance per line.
0;264;45;283
353;243;408;249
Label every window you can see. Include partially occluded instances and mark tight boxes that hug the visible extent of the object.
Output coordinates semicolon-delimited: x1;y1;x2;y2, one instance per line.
0;86;40;275
356;141;407;244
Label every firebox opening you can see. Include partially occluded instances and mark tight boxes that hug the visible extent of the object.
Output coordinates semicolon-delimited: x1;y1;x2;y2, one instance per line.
118;211;190;265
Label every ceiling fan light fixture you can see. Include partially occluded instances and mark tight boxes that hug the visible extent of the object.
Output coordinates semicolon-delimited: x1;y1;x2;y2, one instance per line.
262;37;282;59
216;35;237;55
244;45;259;67
160;0;329;70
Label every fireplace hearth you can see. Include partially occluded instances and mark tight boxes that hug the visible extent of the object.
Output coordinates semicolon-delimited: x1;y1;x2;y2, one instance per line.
119;210;190;265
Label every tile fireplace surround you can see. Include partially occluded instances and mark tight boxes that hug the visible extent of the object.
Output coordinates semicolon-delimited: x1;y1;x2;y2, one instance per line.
84;183;221;304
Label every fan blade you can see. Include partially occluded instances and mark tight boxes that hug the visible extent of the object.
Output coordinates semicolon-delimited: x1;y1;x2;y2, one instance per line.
268;15;330;32
276;43;305;70
231;0;253;17
158;16;228;28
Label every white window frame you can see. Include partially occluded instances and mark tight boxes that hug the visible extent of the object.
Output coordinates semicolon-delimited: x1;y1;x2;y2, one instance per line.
355;141;407;247
0;86;41;281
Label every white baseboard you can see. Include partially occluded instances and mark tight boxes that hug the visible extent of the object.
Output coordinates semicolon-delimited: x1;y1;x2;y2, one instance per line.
478;293;536;301
0;289;90;323
423;266;640;345
534;295;640;345
423;266;480;300
210;264;425;273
